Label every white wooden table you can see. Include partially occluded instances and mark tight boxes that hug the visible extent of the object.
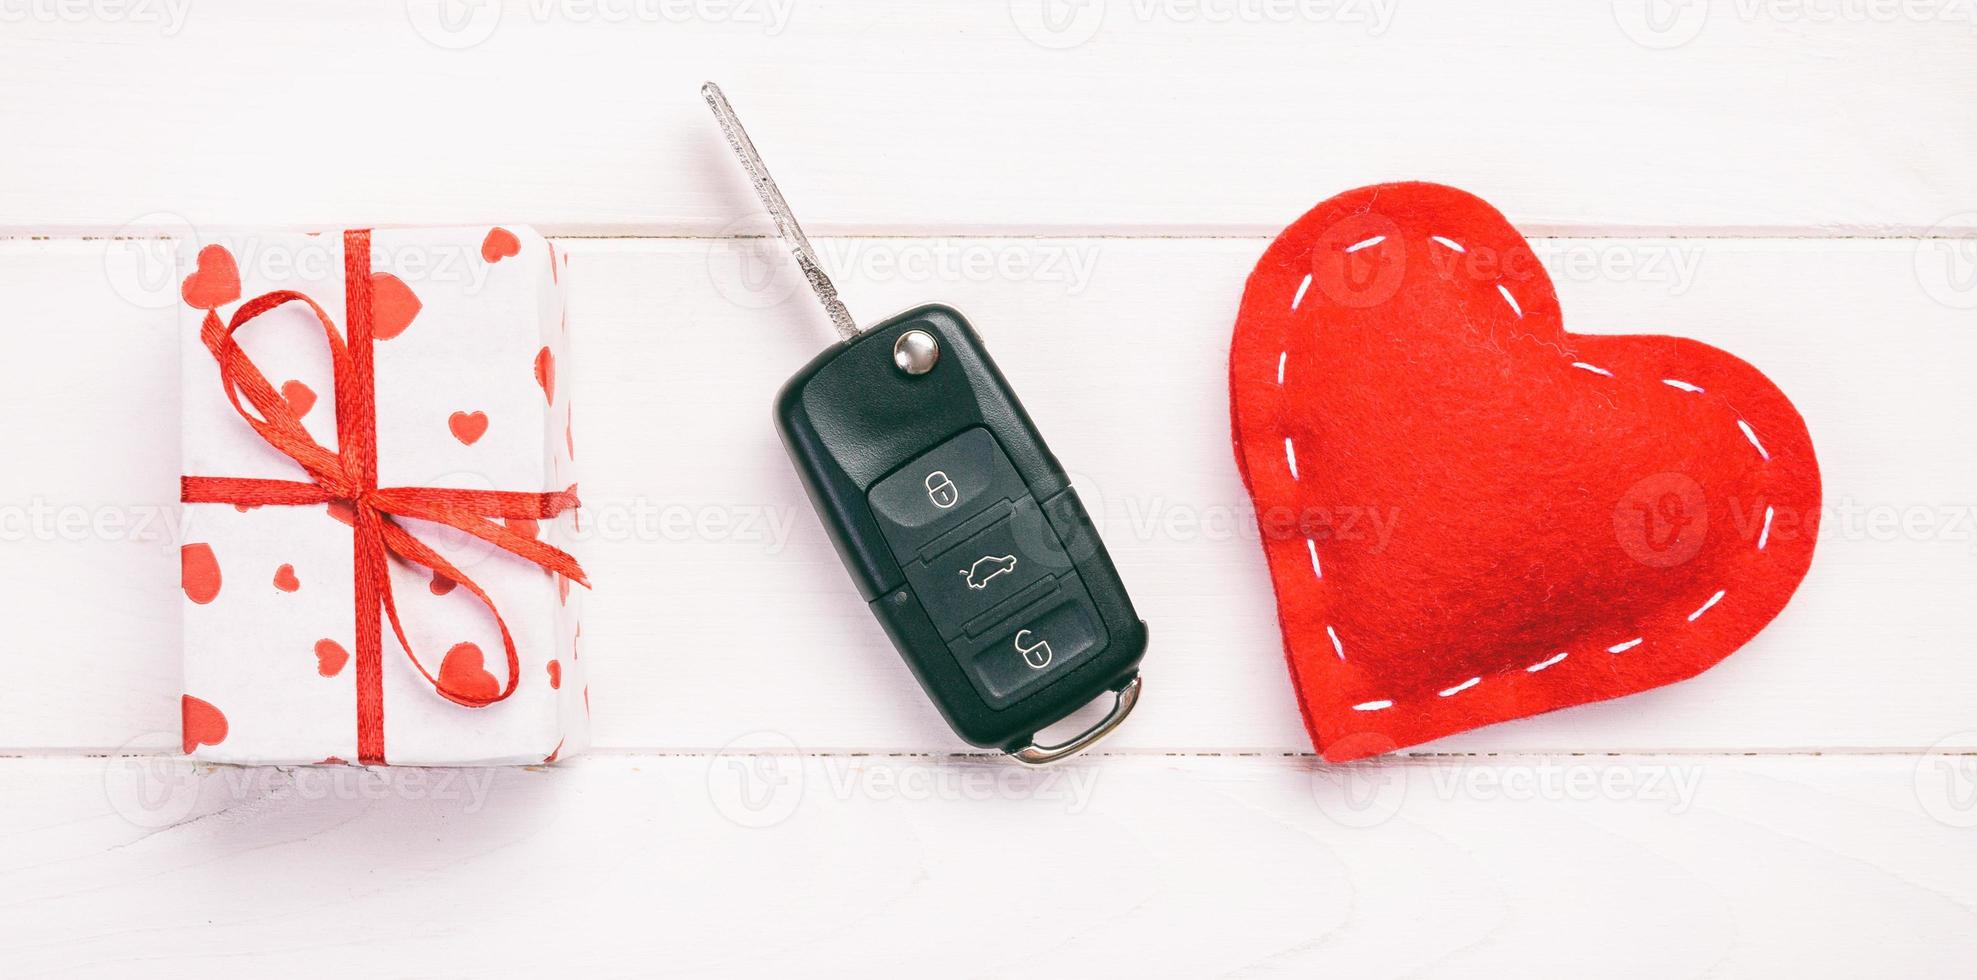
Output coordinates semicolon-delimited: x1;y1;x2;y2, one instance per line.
4;3;1976;976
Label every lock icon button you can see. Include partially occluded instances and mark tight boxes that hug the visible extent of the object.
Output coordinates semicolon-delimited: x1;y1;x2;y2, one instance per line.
1015;628;1053;670
924;470;959;509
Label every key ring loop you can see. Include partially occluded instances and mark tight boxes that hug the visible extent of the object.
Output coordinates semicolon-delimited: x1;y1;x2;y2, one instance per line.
1011;675;1142;767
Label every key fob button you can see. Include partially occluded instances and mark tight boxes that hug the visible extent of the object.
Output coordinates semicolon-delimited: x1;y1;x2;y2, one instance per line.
961;583;1107;707
903;496;1073;639
867;427;1028;559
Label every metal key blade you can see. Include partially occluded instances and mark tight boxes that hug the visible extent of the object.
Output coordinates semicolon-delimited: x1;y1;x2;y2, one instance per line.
702;82;860;341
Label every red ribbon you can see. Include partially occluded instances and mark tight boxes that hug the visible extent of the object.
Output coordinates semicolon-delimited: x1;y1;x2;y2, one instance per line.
181;230;588;765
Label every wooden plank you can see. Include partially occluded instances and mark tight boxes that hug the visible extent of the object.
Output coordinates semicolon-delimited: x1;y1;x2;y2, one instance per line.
1;234;1971;753
1;1;1974;235
2;753;1973;976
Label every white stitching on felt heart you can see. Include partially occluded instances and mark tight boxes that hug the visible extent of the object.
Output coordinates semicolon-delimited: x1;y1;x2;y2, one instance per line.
1737;419;1771;460
1689;589;1727;621
1273;230;1781;713
1439;676;1481;697
1496;284;1524;318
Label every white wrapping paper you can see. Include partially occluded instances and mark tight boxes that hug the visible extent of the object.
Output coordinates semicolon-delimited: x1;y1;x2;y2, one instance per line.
177;227;583;766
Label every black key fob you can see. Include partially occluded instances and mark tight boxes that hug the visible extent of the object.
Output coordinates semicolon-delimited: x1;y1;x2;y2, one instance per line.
702;82;1145;762
775;305;1148;759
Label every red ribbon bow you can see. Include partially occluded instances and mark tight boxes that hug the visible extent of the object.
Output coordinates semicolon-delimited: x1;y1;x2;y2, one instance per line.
181;230;587;765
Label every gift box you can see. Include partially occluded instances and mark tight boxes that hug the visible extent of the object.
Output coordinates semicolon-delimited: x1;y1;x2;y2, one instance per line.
176;227;586;766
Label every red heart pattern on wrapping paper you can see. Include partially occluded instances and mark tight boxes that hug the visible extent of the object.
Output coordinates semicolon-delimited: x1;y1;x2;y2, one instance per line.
1229;182;1821;761
315;639;349;677
176;226;581;762
449;410;489;445
280;380;317;419
438;642;501;702
181;694;228;753
370;273;422;340
535;346;555;404
482;227;521;263
181;543;222;604
180;245;241;310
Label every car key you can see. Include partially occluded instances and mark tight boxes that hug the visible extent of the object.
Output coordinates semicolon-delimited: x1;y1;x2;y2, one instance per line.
702;83;1146;764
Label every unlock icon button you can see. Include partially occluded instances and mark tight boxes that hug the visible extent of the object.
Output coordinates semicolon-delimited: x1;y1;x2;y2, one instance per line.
1015;629;1053;669
964;584;1108;707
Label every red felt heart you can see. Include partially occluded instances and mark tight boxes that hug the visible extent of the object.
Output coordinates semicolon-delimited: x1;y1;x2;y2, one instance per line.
449;410;489;445
181;542;222;604
438;641;501;703
546;659;562;689
1229;183;1821;761
534;346;556;404
482;227;521;263
370;273;422;340
280;379;317;419
430;570;456;596
180;244;241;310
180;694;228;754
273;563;300;593
315;638;349;677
